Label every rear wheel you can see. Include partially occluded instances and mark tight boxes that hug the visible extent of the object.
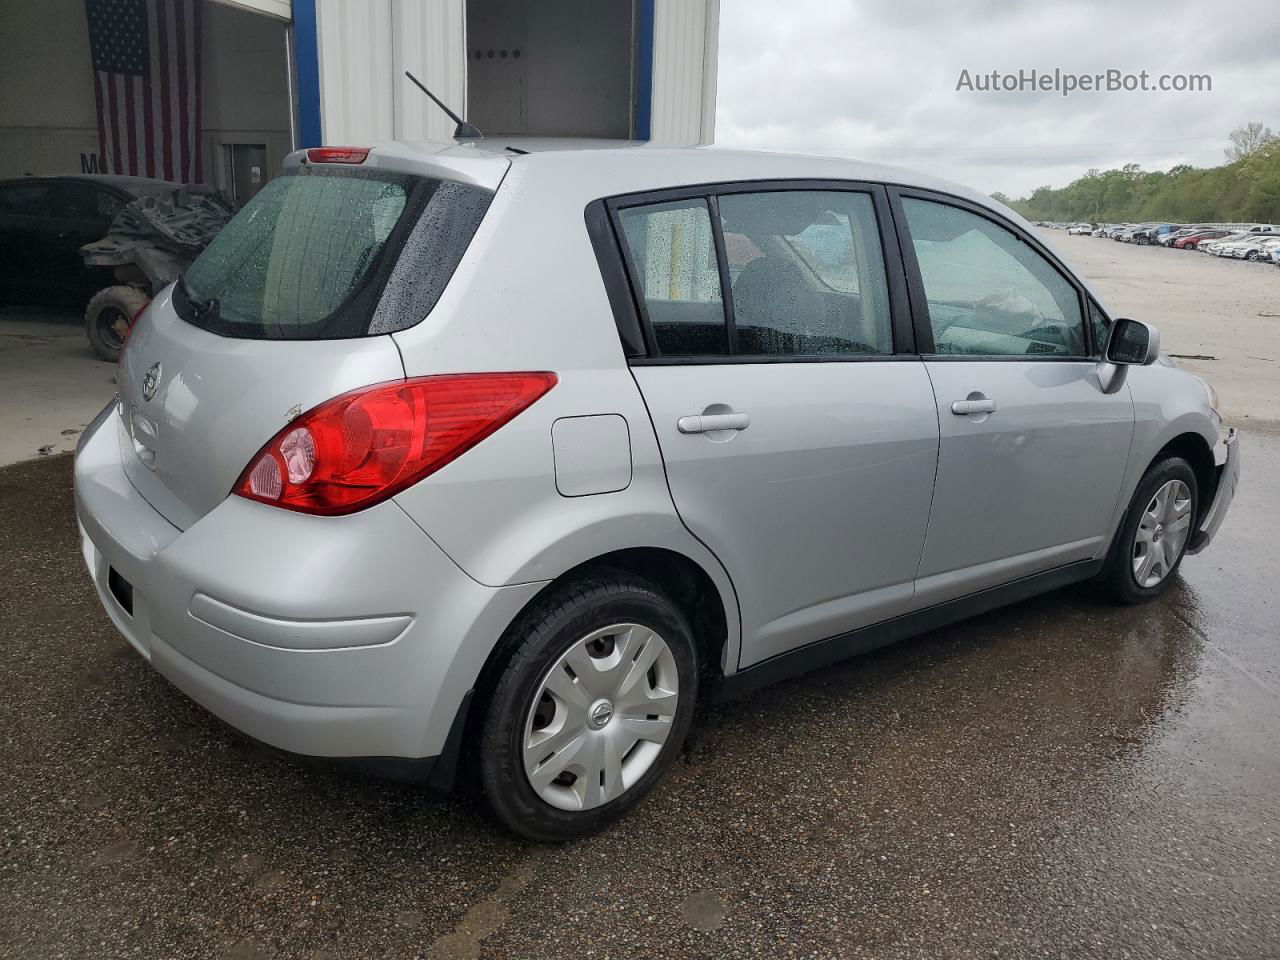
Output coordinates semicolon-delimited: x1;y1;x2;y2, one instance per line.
477;574;697;841
85;285;149;362
1101;457;1198;604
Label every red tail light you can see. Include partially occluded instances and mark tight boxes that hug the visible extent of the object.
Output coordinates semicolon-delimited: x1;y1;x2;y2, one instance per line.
306;146;370;164
119;299;151;362
233;373;556;515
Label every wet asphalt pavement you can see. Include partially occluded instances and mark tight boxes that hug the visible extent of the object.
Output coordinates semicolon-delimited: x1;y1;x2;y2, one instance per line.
1;433;1276;960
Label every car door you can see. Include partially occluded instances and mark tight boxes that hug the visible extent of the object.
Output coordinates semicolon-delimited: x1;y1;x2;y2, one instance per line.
611;183;940;667
47;181;125;301
0;180;56;302
891;190;1134;608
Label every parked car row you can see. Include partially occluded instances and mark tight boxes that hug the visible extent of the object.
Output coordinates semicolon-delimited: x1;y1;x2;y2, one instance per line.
1042;221;1280;266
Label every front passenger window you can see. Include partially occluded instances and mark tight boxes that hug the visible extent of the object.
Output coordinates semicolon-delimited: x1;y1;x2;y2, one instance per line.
902;198;1087;357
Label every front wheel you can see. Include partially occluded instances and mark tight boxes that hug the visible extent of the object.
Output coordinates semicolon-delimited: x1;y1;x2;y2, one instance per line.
477;573;698;841
1101;457;1198;604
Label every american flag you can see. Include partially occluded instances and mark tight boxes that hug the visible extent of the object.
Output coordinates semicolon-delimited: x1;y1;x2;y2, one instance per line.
84;0;203;183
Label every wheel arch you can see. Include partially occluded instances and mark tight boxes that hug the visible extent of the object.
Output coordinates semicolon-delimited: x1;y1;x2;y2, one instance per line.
1149;430;1216;518
1098;428;1213;603
434;545;736;794
473;546;735;704
1099;401;1219;570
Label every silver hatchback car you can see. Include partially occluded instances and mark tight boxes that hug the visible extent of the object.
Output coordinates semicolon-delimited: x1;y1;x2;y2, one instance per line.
75;140;1240;840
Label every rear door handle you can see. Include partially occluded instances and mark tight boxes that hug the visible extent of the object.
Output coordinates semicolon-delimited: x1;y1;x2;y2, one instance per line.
677;412;750;434
951;398;997;415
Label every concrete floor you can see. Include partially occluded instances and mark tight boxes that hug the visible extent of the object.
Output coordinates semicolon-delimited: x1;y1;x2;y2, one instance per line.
1047;233;1280;429
0;307;117;466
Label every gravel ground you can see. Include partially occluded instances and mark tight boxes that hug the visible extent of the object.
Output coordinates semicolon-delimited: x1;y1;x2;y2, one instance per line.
1042;232;1280;428
1;434;1276;959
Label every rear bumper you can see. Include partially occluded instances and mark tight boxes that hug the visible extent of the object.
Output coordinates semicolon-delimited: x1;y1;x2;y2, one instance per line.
74;403;543;763
1188;428;1240;555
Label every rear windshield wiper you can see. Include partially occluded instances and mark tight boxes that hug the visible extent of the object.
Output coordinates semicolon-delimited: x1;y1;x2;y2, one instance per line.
177;273;220;322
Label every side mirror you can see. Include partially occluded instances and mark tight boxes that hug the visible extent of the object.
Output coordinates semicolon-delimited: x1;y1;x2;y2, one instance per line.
1097;319;1160;394
1106;318;1160;366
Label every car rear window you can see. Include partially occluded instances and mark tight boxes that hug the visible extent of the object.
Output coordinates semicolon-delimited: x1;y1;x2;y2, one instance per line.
176;167;491;339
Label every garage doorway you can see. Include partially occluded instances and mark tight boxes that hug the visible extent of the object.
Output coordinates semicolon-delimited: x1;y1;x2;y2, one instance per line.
465;0;639;138
222;143;268;208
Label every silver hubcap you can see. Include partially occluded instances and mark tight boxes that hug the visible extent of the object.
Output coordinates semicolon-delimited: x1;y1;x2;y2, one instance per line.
1133;479;1192;588
523;623;679;812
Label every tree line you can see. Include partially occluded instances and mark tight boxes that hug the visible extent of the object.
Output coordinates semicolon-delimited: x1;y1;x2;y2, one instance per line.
993;123;1280;225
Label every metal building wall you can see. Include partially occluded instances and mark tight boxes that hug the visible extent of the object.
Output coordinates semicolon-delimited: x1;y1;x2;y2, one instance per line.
307;0;716;147
215;0;291;18
651;0;719;144
312;0;466;145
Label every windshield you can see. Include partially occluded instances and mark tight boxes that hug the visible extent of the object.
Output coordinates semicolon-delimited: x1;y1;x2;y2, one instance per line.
176;168;491;339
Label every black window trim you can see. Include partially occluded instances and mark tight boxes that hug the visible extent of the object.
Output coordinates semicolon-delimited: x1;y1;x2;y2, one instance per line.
590;177;918;365
584;200;647;357
706;193;740;354
887;185;1097;361
1087;296;1113;359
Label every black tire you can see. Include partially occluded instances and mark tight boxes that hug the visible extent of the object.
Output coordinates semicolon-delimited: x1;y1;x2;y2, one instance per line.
477;573;698;842
1101;456;1199;604
85;285;149;362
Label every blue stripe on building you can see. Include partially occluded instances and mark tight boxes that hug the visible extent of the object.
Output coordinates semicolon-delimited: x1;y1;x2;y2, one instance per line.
633;0;654;141
292;0;322;148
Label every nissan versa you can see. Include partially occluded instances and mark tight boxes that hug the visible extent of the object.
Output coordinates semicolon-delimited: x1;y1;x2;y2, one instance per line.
74;140;1240;840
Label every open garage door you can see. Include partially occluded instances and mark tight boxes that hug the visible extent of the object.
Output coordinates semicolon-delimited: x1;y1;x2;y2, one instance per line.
0;0;292;192
466;0;640;139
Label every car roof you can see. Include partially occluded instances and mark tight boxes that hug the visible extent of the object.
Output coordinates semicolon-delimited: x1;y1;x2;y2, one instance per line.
309;137;1014;215
0;174;178;198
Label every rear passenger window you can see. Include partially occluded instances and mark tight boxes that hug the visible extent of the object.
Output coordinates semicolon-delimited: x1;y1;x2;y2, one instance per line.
617;199;727;356
0;183;52;216
718;190;892;355
902;198;1087;357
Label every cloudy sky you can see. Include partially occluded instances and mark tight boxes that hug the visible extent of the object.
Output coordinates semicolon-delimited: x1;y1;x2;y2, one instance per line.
714;0;1280;198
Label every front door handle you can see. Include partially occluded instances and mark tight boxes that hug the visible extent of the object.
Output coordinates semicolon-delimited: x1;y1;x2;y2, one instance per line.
951;398;997;415
677;412;751;434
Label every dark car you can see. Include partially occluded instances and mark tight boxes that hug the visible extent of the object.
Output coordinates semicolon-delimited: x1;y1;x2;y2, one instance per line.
1130;224;1178;245
0;175;176;309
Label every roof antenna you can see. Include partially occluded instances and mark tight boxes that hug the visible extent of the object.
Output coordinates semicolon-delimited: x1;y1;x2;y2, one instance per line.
403;71;483;141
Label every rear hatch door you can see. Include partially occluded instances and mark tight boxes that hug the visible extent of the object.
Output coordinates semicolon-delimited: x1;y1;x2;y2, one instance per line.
116;157;498;529
117;295;405;529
